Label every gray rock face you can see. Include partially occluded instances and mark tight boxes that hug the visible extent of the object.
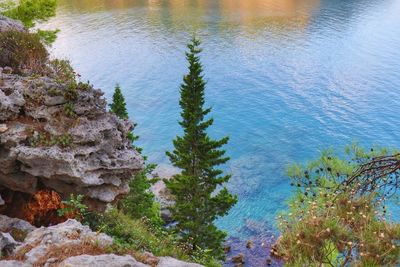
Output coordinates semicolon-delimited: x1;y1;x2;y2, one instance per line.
0;232;20;256
0;260;32;267
0;15;25;32
0;72;143;209
59;254;148;267
0;218;205;267
0;214;36;234
15;219;113;265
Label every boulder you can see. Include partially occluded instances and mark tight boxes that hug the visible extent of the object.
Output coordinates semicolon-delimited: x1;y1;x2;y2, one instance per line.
0;215;36;237
59;254;148;267
13;219;112;265
0;232;20;256
0;15;24;32
0;218;205;267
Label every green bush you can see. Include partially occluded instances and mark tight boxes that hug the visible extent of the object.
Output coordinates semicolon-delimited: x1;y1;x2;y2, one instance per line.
91;208;221;267
57;194;88;222
0;31;48;73
120;163;161;226
2;0;57;28
276;145;400;266
49;59;76;84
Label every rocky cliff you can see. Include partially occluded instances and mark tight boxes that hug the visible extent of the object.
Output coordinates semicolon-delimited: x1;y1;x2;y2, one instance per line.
0;67;143;215
0;13;143;218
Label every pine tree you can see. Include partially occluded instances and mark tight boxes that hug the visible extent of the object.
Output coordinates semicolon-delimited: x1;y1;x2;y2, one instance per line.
109;84;129;119
109;84;139;145
109;84;157;222
166;37;237;259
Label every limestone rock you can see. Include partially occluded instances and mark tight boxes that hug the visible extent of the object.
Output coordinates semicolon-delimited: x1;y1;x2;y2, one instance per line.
0;215;36;235
0;260;32;267
157;257;203;267
0;218;205;267
14;219;113;265
0;72;143;209
0;232;20;256
0;15;24;32
59;254;149;267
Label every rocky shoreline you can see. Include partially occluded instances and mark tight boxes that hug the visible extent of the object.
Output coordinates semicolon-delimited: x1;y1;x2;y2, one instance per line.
0;214;202;267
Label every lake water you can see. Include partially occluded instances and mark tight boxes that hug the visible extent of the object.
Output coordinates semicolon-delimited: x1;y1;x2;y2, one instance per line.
41;0;400;248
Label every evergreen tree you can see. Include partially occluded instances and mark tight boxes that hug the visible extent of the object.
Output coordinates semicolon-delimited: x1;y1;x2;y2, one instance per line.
109;84;129;119
166;37;237;259
109;84;157;222
121;163;161;225
109;84;139;145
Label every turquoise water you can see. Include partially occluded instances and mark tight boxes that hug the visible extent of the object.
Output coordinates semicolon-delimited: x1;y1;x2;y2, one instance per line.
41;0;400;238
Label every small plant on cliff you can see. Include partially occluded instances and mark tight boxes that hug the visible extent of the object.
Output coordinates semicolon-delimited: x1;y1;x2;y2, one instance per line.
63;102;76;117
57;194;88;222
166;37;237;260
109;84;140;148
0;31;48;73
109;84;129;119
49;59;76;84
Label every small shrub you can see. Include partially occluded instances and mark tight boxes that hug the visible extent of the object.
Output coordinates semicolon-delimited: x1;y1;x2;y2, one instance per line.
48;87;62;97
120;163;161;226
2;0;57;28
77;80;91;91
0;31;48;73
57;194;88;222
277;146;400;266
276;193;400;266
64;102;76;117
49;59;76;85
64;82;78;102
23;190;68;226
29;132;73;148
91;208;222;267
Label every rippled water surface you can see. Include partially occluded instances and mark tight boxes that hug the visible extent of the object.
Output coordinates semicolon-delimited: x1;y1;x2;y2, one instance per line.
41;0;400;240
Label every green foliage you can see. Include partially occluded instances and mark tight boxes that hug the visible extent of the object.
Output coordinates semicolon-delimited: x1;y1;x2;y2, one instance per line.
276;145;400;266
0;30;48;73
37;29;60;45
165;37;237;259
63;102;75;117
286;144;398;200
276;193;400;266
29;132;73;148
49;59;76;85
2;0;57;28
91;208;221;267
77;80;91;91
57;194;88;222
109;84;141;152
2;0;59;44
120;163;162;226
109;84;129;119
64;82;78;101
